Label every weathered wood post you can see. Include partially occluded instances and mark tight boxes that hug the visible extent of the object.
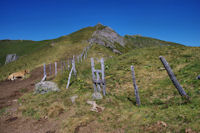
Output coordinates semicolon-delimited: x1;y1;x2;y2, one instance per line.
131;65;141;106
91;58;106;96
55;62;57;76
96;71;101;92
159;56;189;99
101;58;106;96
49;63;51;76
66;56;77;89
72;56;77;76
91;58;97;92
66;67;73;89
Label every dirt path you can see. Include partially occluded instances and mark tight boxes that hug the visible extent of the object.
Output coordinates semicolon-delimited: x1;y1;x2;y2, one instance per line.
0;64;62;133
0;67;43;109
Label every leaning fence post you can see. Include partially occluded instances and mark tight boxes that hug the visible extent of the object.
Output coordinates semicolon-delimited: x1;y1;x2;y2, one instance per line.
159;56;189;99
91;58;97;92
101;58;106;96
66;67;73;89
72;56;77;76
131;66;141;106
55;62;57;76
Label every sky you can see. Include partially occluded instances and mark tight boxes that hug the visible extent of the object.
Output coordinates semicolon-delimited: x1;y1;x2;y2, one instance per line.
0;0;199;46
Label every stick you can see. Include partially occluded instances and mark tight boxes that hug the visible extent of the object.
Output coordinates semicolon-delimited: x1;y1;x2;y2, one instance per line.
131;66;141;106
91;58;97;92
159;56;189;99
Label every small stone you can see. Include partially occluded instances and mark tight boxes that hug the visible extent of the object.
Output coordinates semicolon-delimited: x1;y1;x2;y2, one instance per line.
70;95;78;104
92;92;103;100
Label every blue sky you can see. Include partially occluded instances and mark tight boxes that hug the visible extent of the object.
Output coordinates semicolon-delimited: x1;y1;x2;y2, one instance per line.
0;0;199;46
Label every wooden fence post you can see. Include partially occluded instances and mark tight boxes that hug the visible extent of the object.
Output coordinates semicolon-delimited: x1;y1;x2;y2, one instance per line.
91;58;97;92
159;56;189;99
66;67;73;89
66;56;77;89
131;65;141;106
72;56;77;76
55;62;57;76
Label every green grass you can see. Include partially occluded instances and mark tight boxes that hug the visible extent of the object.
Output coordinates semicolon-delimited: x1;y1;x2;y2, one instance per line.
0;25;97;81
0;40;49;66
19;44;200;132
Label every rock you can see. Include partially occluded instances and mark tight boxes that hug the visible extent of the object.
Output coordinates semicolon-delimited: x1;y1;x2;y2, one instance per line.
89;24;125;53
156;121;167;127
5;54;19;64
87;100;104;113
34;81;60;94
70;95;78;104
113;49;122;54
92;92;103;100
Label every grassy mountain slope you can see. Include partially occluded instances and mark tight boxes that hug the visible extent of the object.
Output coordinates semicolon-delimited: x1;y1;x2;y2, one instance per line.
19;44;200;132
0;40;49;66
0;26;96;81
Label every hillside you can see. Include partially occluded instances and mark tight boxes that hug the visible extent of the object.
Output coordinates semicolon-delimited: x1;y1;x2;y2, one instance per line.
18;45;200;132
0;24;182;81
0;24;199;133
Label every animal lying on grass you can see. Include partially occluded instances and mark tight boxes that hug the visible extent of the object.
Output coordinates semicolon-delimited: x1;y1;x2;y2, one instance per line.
7;70;30;81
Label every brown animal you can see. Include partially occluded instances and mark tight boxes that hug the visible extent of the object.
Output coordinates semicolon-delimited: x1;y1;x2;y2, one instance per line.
8;70;29;81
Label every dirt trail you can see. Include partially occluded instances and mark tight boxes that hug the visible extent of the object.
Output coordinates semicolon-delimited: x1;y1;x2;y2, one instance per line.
0;64;62;133
0;67;43;109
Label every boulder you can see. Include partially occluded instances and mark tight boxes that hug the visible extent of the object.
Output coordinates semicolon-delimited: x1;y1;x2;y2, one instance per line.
34;81;60;94
5;54;19;64
89;24;125;53
92;92;103;100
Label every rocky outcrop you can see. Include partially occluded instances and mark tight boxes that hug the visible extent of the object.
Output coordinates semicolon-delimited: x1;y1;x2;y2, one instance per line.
5;54;19;64
89;24;125;54
34;81;60;94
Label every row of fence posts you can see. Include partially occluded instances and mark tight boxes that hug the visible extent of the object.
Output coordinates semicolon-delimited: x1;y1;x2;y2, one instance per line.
90;56;189;106
42;45;189;106
42;44;93;87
